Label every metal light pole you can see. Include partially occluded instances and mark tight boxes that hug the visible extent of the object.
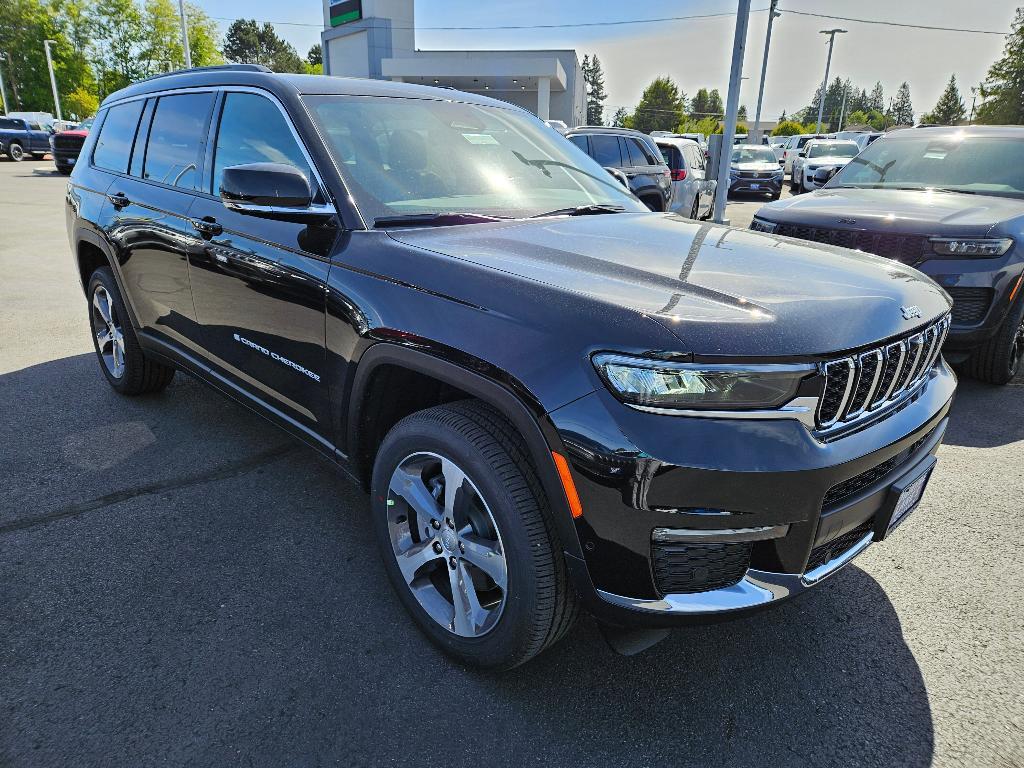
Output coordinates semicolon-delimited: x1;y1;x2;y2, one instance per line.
837;82;849;131
815;28;846;133
713;0;751;225
0;53;9;115
43;40;62;123
969;86;978;124
752;0;780;142
177;0;192;68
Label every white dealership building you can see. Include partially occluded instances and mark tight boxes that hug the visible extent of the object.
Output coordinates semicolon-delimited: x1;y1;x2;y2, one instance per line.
320;0;586;126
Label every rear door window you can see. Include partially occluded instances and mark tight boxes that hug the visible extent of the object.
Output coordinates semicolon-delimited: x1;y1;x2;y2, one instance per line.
589;134;622;167
624;138;648;167
567;134;589;155
92;101;145;174
142;92;215;190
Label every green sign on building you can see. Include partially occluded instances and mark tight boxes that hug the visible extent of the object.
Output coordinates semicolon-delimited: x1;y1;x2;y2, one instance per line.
330;0;362;26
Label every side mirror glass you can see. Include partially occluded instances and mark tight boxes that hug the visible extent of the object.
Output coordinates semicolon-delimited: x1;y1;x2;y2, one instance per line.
220;162;314;215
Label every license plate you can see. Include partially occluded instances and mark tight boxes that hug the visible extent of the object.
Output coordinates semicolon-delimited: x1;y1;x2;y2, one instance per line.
750;183;760;190
876;457;936;540
888;472;929;533
68;158;75;166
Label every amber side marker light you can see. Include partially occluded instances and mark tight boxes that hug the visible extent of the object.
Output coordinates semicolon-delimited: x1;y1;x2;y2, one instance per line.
551;451;584;519
1009;272;1024;304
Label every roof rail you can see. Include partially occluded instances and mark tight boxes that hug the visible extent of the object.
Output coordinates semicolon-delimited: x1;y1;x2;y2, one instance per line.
137;63;272;84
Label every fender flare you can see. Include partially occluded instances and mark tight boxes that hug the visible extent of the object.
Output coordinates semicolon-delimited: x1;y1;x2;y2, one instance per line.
348;342;585;560
74;227;144;332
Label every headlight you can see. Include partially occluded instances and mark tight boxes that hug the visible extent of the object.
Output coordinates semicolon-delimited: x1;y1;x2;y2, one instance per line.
593;354;812;410
750;217;778;233
929;238;1013;257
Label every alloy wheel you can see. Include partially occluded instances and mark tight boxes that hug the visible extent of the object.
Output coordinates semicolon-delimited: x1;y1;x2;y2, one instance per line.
1011;316;1024;377
9;143;24;161
386;452;507;637
91;285;126;378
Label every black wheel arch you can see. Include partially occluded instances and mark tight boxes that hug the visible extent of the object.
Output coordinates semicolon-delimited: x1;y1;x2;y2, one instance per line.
74;228;143;332
347;342;586;561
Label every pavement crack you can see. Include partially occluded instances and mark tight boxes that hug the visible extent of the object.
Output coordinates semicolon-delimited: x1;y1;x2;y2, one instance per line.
0;444;300;536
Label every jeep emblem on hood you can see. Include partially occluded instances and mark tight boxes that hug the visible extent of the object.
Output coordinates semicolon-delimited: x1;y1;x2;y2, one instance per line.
901;305;922;320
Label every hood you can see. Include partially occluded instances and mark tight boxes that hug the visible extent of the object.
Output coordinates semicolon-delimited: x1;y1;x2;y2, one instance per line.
758;187;1024;232
388;213;951;358
733;162;780;171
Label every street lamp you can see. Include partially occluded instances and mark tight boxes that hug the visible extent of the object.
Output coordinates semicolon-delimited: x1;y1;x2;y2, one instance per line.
43;40;62;123
815;28;846;133
752;0;781;141
177;0;192;68
0;52;9;116
970;86;978;124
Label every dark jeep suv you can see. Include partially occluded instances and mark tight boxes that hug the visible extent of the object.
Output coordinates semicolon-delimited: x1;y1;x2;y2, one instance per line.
66;65;955;668
564;126;673;211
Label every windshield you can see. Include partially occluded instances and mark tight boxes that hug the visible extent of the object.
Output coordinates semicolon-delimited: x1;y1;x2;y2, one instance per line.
808;142;859;159
731;146;777;164
301;95;645;221
827;134;1024;199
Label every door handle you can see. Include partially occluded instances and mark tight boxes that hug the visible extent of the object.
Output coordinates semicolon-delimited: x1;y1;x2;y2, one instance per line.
107;192;130;209
191;216;223;238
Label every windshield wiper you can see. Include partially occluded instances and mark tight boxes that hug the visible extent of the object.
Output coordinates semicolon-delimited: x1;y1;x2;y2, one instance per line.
373;212;509;229
531;203;627;218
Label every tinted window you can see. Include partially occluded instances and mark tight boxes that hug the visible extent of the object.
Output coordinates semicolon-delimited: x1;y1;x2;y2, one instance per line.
624;138;647;166
0;118;16;129
212;92;312;195
808;142;859;158
93;101;145;173
688;146;705;170
28;122;42;131
657;144;681;170
589;134;621;166
567;134;589;154
143;93;214;190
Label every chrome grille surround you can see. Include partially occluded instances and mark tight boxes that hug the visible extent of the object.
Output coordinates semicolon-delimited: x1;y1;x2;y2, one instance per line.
814;315;950;433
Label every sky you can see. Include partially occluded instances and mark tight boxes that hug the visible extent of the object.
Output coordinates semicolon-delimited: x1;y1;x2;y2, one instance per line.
197;0;1019;122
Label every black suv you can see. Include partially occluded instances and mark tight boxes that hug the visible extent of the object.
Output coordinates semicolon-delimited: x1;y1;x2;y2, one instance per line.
564;126;672;211
752;126;1024;384
67;66;955;668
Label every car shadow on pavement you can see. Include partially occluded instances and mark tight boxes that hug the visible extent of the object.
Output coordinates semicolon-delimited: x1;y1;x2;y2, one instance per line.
1;354;933;768
940;373;1024;448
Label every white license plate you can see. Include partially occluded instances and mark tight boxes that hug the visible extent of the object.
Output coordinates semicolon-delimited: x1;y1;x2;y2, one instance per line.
888;471;930;534
750;183;760;189
68;157;75;166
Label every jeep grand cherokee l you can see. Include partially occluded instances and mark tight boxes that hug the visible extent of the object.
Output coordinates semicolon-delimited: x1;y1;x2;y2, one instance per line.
66;65;955;669
752;126;1024;384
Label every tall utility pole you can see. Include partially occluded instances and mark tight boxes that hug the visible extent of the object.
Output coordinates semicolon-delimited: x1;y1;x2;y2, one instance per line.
969;86;978;124
0;53;9;116
43;40;62;122
713;0;751;225
752;0;781;142
177;0;192;68
815;28;846;133
837;82;849;131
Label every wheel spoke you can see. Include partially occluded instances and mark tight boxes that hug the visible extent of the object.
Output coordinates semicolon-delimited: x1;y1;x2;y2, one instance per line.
460;533;506;590
95;327;112;351
441;457;466;517
112;335;125;376
449;560;483;636
390;469;443;525
395;540;443;584
92;289;112;325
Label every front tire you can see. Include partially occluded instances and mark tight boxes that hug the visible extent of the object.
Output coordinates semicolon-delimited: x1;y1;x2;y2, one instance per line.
8;142;24;161
88;267;175;395
371;401;577;669
964;298;1024;384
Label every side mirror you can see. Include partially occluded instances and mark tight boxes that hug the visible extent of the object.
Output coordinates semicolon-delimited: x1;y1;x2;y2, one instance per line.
798;149;807;157
220;162;313;215
604;167;629;188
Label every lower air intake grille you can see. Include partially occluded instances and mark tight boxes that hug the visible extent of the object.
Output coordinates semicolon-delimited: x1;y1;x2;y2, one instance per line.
947;287;993;325
652;541;751;595
805;521;873;573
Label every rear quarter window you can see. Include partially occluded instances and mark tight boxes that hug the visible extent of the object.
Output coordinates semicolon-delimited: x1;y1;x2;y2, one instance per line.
92;101;145;174
589;134;622;167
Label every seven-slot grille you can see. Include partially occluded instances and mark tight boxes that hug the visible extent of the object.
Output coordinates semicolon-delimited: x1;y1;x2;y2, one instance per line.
816;315;951;429
773;224;929;264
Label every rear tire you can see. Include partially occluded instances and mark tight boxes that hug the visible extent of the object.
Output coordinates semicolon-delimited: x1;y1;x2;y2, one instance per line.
8;142;24;161
87;267;175;395
58;166;72;176
371;400;578;669
964;297;1024;385
689;197;700;219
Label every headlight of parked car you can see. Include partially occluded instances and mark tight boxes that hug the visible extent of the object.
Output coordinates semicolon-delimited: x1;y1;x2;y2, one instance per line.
750;217;778;233
929;237;1013;257
592;353;812;410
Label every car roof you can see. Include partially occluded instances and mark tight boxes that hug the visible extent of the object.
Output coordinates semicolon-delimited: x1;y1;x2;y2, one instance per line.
884;125;1024;138
806;138;858;144
565;125;652;139
99;64;526;114
653;137;700;148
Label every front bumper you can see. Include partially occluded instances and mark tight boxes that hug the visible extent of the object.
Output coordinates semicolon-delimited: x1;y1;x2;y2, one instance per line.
548;359;956;627
729;176;782;195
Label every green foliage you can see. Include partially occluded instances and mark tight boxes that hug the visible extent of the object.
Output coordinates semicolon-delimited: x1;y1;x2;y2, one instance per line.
846;110;870;127
891;81;914;125
582;54;607;125
610;106;629;128
714;121;747;135
771;120;804;136
977;8;1024;124
307;43;322;67
631;76;685;134
675;115;718;137
737;104;747;121
223;18;303;73
923;74;966;125
64;85;99;118
868;82;885;112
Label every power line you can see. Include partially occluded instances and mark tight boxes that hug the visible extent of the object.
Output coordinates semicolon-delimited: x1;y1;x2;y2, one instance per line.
783;9;1010;36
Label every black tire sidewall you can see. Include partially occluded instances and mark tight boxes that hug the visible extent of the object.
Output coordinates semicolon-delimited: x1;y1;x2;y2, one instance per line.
87;267;140;393
9;143;24;161
370;413;547;667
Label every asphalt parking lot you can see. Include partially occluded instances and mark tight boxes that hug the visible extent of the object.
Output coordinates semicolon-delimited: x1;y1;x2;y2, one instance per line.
1;159;1022;768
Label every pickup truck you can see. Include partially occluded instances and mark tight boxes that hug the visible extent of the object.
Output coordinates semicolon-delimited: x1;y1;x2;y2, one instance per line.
0;116;52;161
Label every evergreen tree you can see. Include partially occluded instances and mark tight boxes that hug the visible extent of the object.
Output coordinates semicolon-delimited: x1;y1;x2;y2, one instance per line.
977;8;1024;124
892;81;914;125
224;19;303;73
925;74;966;124
308;44;322;66
583;54;608;125
868;81;885;112
778;109;787;122
707;89;724;119
611;106;629;128
691;88;711;117
631;76;685;133
737;104;748;121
